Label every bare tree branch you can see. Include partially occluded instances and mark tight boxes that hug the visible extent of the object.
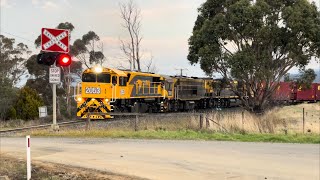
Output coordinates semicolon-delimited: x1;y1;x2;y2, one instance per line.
144;54;157;73
119;0;142;71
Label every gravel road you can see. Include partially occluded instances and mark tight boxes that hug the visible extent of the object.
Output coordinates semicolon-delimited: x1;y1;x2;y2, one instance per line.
1;137;319;180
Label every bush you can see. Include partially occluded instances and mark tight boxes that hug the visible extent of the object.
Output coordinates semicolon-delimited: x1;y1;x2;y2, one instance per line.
14;87;44;120
6;106;17;120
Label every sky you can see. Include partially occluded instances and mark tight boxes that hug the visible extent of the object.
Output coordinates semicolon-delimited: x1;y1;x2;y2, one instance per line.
0;0;207;77
0;0;320;82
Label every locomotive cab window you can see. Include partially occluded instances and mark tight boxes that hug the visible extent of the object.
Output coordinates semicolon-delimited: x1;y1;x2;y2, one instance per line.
152;77;160;82
112;76;118;85
168;82;172;90
119;77;127;86
97;73;111;83
82;73;96;82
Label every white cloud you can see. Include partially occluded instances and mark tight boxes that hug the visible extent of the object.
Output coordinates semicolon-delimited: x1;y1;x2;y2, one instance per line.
0;0;8;7
30;0;64;9
101;36;120;49
0;0;15;8
31;0;38;5
42;1;58;9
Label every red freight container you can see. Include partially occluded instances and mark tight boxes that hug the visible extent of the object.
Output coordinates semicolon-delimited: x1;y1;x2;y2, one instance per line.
273;82;293;101
314;83;320;101
296;84;317;102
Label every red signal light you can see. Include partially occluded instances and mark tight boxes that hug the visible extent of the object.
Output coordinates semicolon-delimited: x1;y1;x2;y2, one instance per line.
57;53;71;66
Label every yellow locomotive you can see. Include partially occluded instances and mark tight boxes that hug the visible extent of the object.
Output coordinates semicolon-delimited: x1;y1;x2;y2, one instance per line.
75;66;240;120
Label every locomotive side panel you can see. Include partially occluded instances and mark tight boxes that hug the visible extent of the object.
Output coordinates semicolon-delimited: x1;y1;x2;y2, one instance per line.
175;77;206;100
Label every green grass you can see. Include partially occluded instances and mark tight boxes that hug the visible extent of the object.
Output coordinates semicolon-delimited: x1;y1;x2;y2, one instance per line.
28;129;320;144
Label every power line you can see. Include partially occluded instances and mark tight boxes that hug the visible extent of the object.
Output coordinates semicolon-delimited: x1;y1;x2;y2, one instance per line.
175;68;188;76
0;28;34;43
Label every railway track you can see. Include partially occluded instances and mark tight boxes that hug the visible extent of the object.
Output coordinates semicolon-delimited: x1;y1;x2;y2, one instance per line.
0;120;85;135
0;108;240;135
0;113;199;134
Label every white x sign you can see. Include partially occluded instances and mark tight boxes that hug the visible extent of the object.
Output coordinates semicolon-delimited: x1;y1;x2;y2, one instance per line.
42;29;68;51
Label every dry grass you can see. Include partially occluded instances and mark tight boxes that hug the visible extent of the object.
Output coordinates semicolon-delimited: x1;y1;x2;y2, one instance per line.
205;102;320;135
0;153;138;180
25;103;320;143
98;103;320;135
0;119;49;130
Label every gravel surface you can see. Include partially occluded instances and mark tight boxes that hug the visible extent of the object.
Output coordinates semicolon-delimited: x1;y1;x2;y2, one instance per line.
1;137;319;180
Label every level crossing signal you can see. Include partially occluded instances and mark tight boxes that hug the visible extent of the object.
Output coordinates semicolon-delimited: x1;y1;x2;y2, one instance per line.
37;52;72;66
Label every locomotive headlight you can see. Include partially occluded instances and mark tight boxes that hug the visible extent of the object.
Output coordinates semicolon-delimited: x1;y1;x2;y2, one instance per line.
105;99;109;102
94;66;103;73
77;97;82;102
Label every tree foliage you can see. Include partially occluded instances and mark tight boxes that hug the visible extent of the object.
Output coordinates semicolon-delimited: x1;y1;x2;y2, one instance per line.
297;68;317;89
0;35;30;85
0;77;18;120
284;73;291;82
0;35;30;120
25;54;53;105
70;31;105;68
14;87;44;120
188;0;320;113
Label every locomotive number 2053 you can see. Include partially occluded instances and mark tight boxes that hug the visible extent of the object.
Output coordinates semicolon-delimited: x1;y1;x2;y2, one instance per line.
85;87;101;94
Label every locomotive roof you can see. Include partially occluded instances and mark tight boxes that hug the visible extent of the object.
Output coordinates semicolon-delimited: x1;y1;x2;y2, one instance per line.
83;67;127;77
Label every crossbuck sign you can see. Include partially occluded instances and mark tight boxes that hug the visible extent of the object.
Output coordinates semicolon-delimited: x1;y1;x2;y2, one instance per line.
41;28;69;53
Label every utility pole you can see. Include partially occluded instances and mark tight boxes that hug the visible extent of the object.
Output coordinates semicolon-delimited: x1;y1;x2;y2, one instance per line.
175;68;188;76
50;62;60;131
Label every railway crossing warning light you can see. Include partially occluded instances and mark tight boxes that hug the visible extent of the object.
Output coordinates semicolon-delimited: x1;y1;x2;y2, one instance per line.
57;53;71;66
37;52;72;66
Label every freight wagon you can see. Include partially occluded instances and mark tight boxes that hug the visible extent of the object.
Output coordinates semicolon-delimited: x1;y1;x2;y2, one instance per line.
273;82;320;103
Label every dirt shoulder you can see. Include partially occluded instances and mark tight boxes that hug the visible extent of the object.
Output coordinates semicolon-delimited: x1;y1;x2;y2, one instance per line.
0;153;143;180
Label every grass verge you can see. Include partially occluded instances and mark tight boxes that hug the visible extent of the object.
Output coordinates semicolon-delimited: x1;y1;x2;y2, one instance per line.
0;153;138;180
29;129;320;144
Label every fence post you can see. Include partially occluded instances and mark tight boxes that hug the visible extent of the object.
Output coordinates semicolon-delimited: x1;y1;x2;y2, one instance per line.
135;104;139;131
302;108;305;134
199;114;203;129
206;114;210;128
242;111;244;130
86;113;91;130
135;114;138;131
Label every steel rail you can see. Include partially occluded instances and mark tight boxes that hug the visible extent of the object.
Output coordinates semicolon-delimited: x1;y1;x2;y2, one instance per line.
0;120;84;134
0;109;239;134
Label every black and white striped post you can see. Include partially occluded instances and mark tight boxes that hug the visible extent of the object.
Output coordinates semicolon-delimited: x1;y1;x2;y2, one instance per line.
26;135;31;180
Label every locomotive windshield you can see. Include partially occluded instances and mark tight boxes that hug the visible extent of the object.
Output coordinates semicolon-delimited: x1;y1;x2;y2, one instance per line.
82;73;96;82
97;73;111;83
82;73;111;83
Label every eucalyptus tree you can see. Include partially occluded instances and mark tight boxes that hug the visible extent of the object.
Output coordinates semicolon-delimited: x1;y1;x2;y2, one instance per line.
188;0;320;113
0;35;30;119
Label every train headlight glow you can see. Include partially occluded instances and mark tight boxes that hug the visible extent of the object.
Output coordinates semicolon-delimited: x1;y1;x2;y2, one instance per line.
94;66;103;73
77;97;82;102
105;99;109;102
